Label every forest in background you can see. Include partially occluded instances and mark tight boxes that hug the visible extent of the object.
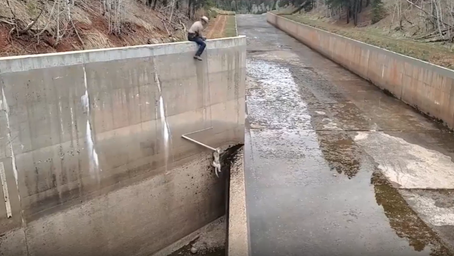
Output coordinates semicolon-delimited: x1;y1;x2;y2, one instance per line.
1;0;453;58
281;0;454;68
279;0;454;43
0;0;223;55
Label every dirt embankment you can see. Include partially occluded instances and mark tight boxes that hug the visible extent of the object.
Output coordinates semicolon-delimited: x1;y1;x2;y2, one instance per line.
205;14;236;39
0;0;191;57
206;15;228;39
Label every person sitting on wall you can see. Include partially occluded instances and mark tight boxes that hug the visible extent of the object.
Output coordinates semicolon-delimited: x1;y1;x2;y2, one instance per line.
188;16;209;61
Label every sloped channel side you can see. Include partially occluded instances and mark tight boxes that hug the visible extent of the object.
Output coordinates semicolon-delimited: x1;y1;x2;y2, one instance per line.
0;37;246;256
267;13;454;130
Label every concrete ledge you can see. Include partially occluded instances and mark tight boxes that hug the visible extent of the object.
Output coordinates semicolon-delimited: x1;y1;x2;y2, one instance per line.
267;12;454;129
227;148;250;256
0;36;246;73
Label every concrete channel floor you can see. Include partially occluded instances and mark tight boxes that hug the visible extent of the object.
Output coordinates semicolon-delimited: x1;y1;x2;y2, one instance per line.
239;14;454;256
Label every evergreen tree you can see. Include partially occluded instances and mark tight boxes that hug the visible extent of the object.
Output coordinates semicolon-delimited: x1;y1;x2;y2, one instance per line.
371;0;385;24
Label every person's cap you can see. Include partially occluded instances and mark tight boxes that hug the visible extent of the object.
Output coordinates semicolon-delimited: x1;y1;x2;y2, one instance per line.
202;16;209;22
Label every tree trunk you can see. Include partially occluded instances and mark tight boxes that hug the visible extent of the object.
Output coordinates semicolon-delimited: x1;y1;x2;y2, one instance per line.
272;0;278;10
353;0;359;26
290;0;309;14
346;5;350;24
188;0;192;17
169;0;175;22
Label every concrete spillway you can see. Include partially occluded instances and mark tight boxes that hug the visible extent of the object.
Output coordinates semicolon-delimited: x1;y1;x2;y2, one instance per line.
3;12;454;256
0;37;246;256
240;13;454;256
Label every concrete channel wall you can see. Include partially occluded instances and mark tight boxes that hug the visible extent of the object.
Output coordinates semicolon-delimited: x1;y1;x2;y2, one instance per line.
267;13;454;129
0;37;246;256
227;149;250;256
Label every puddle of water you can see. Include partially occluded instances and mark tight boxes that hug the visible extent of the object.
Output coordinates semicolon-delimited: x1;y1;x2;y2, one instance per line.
372;172;453;255
245;125;451;255
284;65;453;253
317;131;362;178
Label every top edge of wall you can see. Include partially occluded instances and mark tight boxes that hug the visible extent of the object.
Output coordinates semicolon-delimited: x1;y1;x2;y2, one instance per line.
0;36;246;74
267;12;454;79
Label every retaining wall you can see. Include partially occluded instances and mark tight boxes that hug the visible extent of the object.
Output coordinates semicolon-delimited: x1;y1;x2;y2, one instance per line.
267;13;454;129
227;149;249;256
0;37;246;256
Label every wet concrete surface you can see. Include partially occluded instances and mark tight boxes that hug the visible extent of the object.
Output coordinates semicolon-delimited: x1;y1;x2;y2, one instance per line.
239;14;454;256
166;217;226;256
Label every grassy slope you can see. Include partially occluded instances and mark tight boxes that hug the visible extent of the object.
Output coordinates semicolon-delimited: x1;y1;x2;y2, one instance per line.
224;15;237;37
284;14;454;70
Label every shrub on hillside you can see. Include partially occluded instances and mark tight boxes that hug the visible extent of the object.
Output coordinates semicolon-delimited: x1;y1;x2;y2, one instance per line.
208;9;218;19
371;0;385;24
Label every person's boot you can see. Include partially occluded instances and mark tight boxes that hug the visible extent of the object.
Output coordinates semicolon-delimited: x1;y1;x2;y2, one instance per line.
194;56;202;61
